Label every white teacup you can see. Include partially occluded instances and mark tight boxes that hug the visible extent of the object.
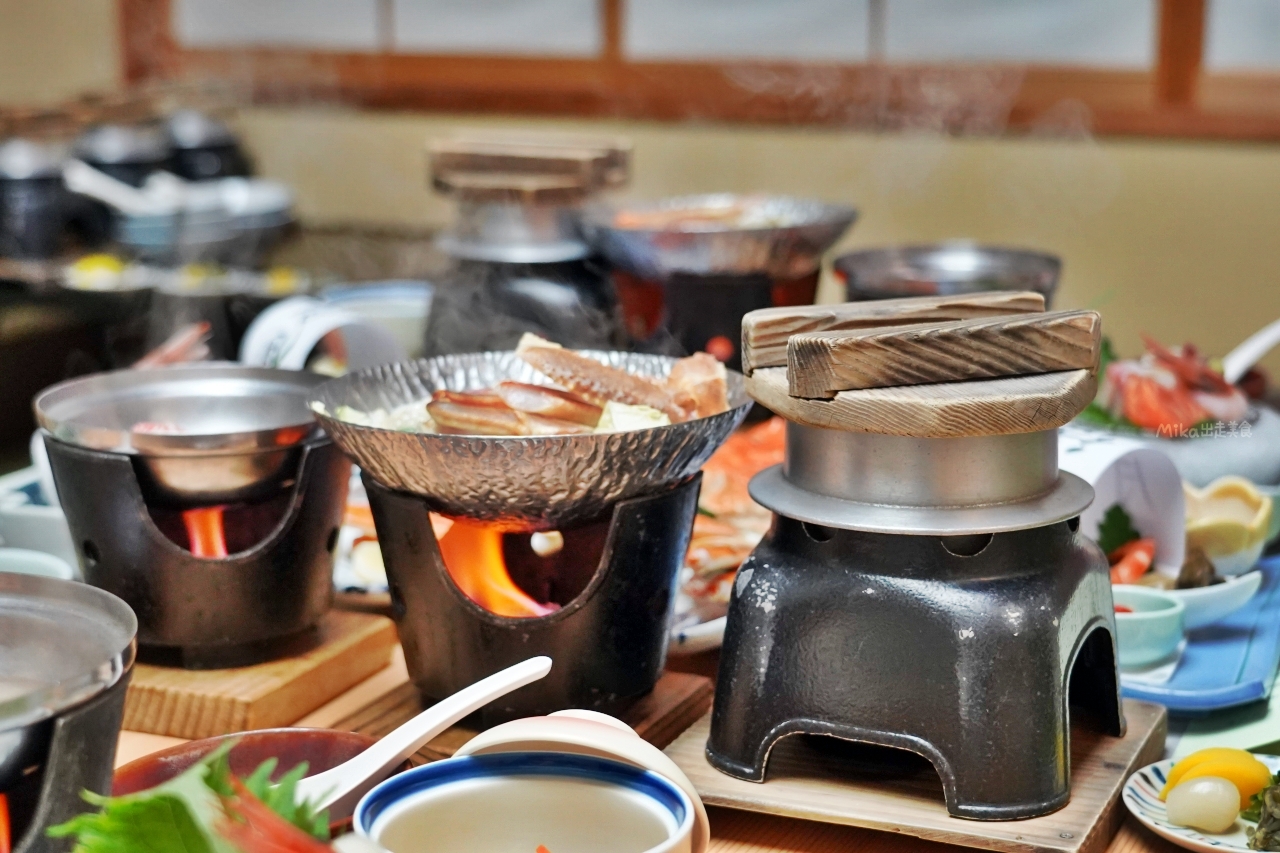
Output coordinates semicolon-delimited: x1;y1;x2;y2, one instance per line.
355;751;695;853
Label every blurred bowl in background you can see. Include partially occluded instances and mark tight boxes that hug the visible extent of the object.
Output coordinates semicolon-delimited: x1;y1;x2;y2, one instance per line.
0;546;74;580
322;282;434;360
834;242;1061;307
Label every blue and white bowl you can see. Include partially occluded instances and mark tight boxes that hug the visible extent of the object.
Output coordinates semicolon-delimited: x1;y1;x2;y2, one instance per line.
355;752;695;853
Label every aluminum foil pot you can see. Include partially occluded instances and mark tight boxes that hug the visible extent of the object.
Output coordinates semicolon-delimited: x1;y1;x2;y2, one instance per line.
312;350;751;529
582;194;857;280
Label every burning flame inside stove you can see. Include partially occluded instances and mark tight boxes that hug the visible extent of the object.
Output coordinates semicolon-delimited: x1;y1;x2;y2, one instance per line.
432;515;559;618
183;506;228;558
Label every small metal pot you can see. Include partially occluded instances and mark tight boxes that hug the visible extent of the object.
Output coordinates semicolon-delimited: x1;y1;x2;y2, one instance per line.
834;242;1061;307
0;573;135;853
34;364;325;506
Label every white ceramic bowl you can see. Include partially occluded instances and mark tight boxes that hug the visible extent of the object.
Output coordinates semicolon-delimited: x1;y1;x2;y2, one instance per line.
1165;570;1263;630
355;752;695;853
0;547;75;580
1113;586;1186;668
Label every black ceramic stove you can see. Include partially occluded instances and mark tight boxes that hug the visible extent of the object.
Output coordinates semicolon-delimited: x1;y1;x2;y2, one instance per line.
707;419;1124;820
365;475;700;726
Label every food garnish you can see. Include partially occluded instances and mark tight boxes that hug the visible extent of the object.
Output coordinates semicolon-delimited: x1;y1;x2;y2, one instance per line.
1248;784;1280;850
1110;539;1156;585
682;418;785;612
1166;776;1243;833
49;743;330;852
1097;503;1142;555
1115;605;1133;613
1086;335;1247;435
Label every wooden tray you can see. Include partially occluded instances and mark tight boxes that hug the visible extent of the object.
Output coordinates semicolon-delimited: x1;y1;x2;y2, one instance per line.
335;670;713;765
665;699;1166;853
123;611;398;739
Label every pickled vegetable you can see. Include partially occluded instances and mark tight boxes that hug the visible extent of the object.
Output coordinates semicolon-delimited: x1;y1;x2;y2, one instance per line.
1180;759;1273;809
1162;748;1265;798
1166;777;1241;833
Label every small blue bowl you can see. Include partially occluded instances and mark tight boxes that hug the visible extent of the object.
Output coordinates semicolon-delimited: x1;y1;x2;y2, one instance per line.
1113;586;1185;668
356;751;695;853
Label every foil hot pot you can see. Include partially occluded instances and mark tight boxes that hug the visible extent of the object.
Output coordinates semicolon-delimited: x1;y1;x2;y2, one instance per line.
34;364;349;668
314;351;750;722
0;573;136;853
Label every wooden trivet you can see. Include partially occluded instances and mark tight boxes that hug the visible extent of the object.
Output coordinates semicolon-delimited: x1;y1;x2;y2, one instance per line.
123;611;398;739
335;670;713;765
665;699;1166;853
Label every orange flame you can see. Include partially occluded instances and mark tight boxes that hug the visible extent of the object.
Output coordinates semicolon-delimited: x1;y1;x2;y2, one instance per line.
183;506;228;558
434;516;557;618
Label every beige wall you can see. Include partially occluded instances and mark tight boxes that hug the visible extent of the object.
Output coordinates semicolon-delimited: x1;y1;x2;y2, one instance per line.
0;0;118;106
236;107;1280;372
2;1;1280;371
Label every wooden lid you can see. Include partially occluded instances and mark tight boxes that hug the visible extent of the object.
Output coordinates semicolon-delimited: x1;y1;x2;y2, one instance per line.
747;366;1097;437
428;133;631;202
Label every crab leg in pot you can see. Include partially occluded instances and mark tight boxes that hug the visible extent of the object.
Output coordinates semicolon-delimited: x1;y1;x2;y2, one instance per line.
516;334;692;421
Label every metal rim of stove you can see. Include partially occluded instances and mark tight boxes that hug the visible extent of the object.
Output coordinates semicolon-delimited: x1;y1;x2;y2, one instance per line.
748;423;1094;535
748;464;1093;535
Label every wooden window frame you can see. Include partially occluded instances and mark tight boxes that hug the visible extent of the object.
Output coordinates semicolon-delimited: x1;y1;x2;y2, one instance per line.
120;0;1280;141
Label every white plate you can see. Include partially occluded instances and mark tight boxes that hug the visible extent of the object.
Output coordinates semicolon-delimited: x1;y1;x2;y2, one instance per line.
1168;572;1265;630
1123;754;1280;853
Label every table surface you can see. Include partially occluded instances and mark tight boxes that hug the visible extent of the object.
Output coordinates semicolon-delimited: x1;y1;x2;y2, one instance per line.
116;646;1184;853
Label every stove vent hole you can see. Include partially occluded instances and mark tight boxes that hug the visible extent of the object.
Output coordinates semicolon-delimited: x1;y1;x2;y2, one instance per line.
82;539;100;567
801;522;835;543
941;533;993;558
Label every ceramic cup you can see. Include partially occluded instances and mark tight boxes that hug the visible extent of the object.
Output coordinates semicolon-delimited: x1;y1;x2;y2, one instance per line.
355;751;695;853
1112;586;1185;668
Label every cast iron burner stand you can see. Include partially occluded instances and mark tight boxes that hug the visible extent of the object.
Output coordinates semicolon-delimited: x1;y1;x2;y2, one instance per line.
45;437;348;668
709;328;1122;820
365;474;699;726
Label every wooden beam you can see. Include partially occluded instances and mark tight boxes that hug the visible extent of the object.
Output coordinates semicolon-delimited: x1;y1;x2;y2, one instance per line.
113;0;1280;143
1156;0;1206;106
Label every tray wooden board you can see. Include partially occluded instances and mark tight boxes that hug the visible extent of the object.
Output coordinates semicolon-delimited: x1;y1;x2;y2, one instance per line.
335;670;714;765
123;611;399;740
666;700;1166;853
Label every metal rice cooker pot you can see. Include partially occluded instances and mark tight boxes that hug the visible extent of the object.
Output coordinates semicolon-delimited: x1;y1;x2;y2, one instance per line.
0;573;136;853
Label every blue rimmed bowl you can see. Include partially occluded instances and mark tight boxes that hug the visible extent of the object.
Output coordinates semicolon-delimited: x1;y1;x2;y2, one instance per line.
355;752;695;853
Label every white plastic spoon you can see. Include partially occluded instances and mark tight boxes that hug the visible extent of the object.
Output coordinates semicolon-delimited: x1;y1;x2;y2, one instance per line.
293;656;552;818
1223;317;1280;385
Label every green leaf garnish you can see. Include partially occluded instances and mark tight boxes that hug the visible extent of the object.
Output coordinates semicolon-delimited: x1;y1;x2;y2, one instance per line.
1097;504;1142;555
49;741;330;851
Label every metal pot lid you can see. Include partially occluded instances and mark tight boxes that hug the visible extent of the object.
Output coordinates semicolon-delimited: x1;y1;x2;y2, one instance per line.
583;194;857;280
0;137;68;179
34;364;325;458
166;109;237;150
0;573;136;732
73;122;172;165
